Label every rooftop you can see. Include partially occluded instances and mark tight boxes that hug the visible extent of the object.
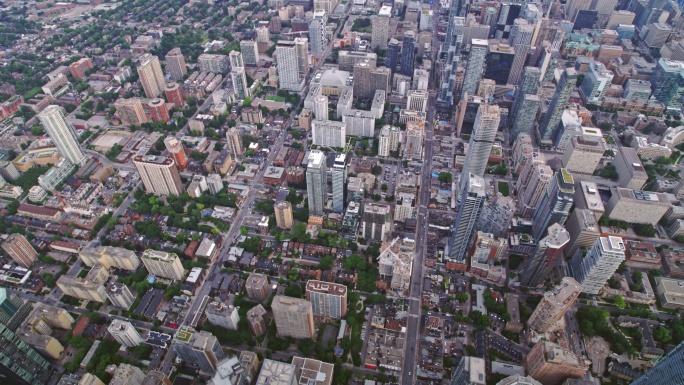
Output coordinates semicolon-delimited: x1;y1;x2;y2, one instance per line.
306;280;347;296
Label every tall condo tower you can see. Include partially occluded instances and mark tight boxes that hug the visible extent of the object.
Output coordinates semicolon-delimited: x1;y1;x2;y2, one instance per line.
38;105;87;166
306;150;328;216
531;168;575;241
448;174;486;264
461;39;489;99
137;53;166;98
521;223;571;288
458;104;501;197
540;68;578;142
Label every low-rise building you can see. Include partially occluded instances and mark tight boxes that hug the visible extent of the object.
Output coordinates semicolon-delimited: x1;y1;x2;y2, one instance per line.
655;276;684;309
605;188;671;225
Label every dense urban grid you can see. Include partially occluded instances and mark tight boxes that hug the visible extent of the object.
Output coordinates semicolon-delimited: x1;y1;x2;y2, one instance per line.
3;0;684;385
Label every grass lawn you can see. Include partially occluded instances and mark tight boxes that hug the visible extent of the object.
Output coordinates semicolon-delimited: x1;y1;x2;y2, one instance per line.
497;181;510;197
23;86;42;99
265;95;286;102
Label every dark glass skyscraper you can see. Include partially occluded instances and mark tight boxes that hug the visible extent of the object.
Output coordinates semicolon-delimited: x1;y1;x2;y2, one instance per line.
0;323;53;385
400;31;415;77
631;341;684;384
385;38;399;72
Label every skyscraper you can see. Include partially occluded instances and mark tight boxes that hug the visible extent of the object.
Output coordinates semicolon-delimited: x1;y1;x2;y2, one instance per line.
448;174;486;264
308;11;327;56
240;40;259;66
0;323;52;385
531;168;575;241
400;31;416;76
271;295;315;339
564;208;601;258
229;51;244;69
137;53;166;98
631;340;684;385
108;320;143;347
650;58;684;111
571;236;625;295
517;157;552;218
509;67;540;124
527;277;581;332
458;104;500;196
305;280;347;319
521;223;571;288
172;327;226;375
38;105;87;166
361;203;390;242
510;94;540;140
507;21;534;85
306;150;327;216
461;39;488;99
1;233;38;268
561;130;606;181
133;155;184;197
438;16;465;106
526;341;589;385
226;127;244;158
114;98;148;126
0;288;23;326
331;154;346;213
165;47;187;80
276;40;305;92
385;38;399;72
579;62;614;104
540;68;578;141
231;67;250;100
164;136;188;170
371;5;392;50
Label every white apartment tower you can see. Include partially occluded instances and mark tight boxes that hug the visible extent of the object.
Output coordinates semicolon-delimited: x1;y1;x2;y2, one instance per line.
231;67;250;100
133;155;184;196
141;250;186;281
108;320;143;347
226;127;244;158
571;236;626;295
458;104;500;196
306;150;328;216
331;154;347;213
38;106;87;166
276;40;305;92
137;53;166;98
448;174;486;263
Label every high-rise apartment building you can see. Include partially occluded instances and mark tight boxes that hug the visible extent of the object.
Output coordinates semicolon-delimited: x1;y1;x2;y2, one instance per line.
245;273;272;302
511;94;540;141
526;341;589;385
631;340;684;385
38;105;87;166
226;127;244;158
461;39;488;99
114;98;148;126
527;277;582;333
106;282;135;309
165;47;187;80
164;136;188;171
164;82;184;108
564;208;601;258
1;233;37;268
229;51;243;69
205;302;240;330
438;16;465;106
579;62;614;104
240;40;259;67
517;158;552;218
68;57;93;80
313;95;328;120
137;53;166;98
141;250;185;281
109;364;145;385
371;5;392;50
448;174;486;264
173;326;226;375
540;68;578;141
458;104;500;196
0;323;52;385
613;146;648;190
561;129;606;181
400;31;416;76
566;0;591;21
108;319;143;347
309;11;326;56
231;66;250;100
331;154;346;213
509;67;540;135
276;40;306;92
306;280;347;319
449;356;486;385
133;155;184;196
361;203;390;242
274;201;294;229
605;188;670;225
271;295;315;339
508;22;534;85
306;150;328;216
531;169;575;241
79;246;140;271
385;39;399;71
197;53;229;74
650;58;684;111
148;98;169;123
314;0;338;14
521;223;571;288
571;236;625;295
56;265;109;302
